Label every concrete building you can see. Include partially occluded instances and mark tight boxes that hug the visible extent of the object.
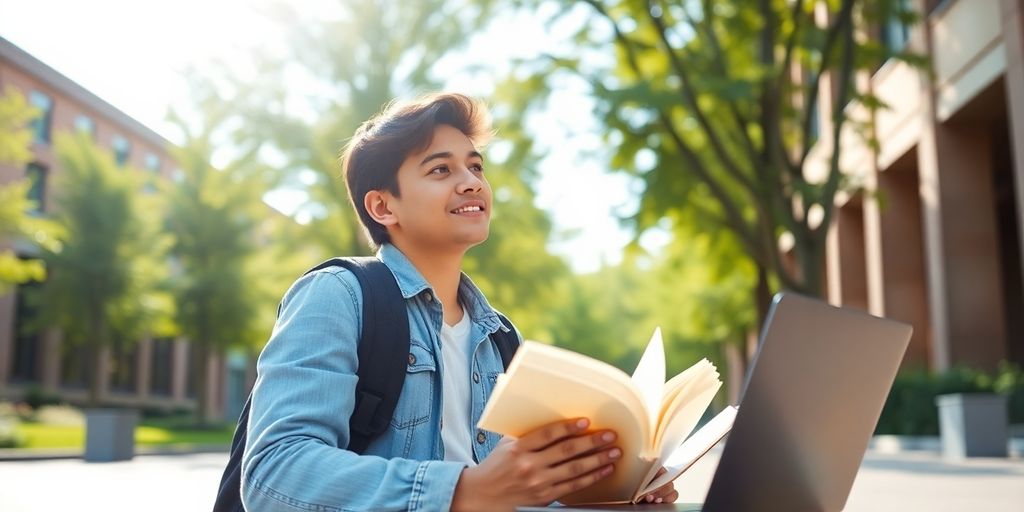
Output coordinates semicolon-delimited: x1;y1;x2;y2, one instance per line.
0;36;235;418
821;0;1024;372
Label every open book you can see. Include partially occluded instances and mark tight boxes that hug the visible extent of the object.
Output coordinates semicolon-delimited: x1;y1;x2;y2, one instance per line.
478;328;737;505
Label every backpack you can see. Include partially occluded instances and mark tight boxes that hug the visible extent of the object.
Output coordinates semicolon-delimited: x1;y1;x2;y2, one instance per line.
212;257;520;512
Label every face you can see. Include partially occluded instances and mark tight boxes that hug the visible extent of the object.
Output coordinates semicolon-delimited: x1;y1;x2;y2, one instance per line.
368;124;492;252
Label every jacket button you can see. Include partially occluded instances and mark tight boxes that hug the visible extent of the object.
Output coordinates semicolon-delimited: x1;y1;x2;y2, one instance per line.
476;431;486;444
408;353;416;366
472;372;480;383
424;292;434;302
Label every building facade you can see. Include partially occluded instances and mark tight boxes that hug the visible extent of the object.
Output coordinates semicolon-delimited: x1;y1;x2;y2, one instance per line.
0;36;236;419
822;0;1024;372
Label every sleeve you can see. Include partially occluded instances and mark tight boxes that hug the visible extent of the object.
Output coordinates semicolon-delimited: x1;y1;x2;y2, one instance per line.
240;270;467;512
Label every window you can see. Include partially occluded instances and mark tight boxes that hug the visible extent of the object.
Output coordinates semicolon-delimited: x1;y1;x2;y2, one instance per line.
28;91;53;144
880;0;912;54
149;337;174;397
143;153;161;173
10;282;42;384
142;153;161;193
109;334;138;394
59;343;90;390
25;163;47;214
74;115;96;139
112;135;131;166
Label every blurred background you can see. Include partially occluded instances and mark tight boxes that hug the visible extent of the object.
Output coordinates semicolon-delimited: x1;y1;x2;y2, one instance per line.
0;0;1022;456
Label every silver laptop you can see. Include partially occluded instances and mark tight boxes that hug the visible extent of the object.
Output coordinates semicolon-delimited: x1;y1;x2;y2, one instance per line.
521;292;912;512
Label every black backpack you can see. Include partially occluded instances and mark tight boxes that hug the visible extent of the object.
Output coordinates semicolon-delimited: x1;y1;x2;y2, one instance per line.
212;257;520;512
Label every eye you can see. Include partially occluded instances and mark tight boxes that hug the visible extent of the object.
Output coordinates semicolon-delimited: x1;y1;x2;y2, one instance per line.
469;163;484;173
428;165;450;175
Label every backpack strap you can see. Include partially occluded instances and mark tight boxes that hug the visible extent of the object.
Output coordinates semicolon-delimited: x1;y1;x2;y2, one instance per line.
319;257;410;453
212;256;408;512
493;312;520;369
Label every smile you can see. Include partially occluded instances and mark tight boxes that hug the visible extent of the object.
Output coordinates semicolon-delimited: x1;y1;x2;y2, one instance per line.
451;205;484;214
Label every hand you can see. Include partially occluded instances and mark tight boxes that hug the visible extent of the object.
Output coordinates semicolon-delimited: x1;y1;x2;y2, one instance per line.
451;417;620;511
637;467;678;504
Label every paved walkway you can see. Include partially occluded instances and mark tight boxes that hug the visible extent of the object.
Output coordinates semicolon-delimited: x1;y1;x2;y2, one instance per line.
0;449;1021;511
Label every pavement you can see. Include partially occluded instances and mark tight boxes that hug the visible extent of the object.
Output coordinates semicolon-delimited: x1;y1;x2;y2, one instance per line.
0;448;1021;511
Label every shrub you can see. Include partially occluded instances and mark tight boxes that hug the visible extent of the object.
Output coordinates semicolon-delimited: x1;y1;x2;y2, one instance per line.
876;363;1024;436
22;386;61;410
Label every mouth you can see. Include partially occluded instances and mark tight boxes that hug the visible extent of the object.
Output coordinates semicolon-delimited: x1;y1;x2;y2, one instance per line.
450;205;485;214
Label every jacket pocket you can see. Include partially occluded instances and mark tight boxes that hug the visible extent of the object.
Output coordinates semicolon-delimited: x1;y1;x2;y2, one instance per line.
390;339;435;430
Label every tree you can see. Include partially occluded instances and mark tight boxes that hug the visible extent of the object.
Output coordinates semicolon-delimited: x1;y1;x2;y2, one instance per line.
0;87;61;293
187;0;571;340
527;0;921;306
39;133;171;405
164;125;272;424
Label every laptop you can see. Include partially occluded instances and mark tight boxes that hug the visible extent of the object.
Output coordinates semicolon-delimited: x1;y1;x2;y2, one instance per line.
521;292;912;511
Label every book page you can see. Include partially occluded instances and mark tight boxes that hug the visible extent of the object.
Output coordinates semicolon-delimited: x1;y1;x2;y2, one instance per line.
655;375;721;462
636;406;738;499
477;341;655;504
630;327;666;441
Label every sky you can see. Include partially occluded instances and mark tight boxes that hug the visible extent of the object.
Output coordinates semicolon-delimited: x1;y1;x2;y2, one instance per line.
0;0;659;273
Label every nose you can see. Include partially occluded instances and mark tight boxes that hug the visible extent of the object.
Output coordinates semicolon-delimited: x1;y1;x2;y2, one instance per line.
456;166;484;194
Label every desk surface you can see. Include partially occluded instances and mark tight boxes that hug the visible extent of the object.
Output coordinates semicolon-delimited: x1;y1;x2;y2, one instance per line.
518;504;702;511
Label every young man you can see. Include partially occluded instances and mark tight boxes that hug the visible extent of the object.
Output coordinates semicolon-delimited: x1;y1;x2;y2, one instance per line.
240;93;677;511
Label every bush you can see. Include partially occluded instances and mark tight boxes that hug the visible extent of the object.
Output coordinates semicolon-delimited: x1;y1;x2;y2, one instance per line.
876;363;1024;435
22;386;61;410
0;402;25;448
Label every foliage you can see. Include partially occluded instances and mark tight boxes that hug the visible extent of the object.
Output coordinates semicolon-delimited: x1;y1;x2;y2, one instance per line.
35;133;173;405
182;0;570;345
0;88;62;293
876;363;1024;436
520;0;924;298
0;87;36;165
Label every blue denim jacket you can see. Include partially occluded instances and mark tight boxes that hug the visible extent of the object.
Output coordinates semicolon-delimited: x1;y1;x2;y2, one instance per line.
241;243;516;511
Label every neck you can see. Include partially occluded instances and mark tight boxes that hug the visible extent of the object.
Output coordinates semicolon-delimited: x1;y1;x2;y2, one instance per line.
390;240;466;324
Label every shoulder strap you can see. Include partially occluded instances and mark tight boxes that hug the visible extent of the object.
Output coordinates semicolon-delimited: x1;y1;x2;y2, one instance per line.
493;312;520;369
212;256;408;512
310;257;410;453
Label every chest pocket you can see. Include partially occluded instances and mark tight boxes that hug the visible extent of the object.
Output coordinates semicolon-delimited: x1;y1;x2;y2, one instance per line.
390;338;436;429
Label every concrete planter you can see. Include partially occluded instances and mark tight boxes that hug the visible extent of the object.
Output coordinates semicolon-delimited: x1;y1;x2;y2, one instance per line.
934;393;1008;459
84;408;138;462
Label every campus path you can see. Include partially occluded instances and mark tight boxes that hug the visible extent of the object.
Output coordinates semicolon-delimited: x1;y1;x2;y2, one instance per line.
0;449;1021;511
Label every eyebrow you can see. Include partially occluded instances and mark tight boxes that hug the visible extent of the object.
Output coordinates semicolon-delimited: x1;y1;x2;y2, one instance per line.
419;150;483;166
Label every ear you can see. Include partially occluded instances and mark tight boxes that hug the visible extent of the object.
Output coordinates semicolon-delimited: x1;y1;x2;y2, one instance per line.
364;190;398;227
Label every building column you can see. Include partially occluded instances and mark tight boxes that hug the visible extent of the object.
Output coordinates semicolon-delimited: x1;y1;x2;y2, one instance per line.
171;337;188;401
0;291;15;392
136;337;152;399
1004;0;1024;297
918;121;1007;371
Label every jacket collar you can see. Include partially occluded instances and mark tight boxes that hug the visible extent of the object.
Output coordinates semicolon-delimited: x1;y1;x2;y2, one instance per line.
376;243;504;331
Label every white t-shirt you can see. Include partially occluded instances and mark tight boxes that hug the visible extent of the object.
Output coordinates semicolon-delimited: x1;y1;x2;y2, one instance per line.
440;311;476;465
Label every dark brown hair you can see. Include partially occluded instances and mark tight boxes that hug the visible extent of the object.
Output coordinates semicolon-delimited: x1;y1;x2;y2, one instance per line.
341;92;492;248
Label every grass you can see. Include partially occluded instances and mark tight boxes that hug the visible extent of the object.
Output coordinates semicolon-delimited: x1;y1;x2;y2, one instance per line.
15;421;234;450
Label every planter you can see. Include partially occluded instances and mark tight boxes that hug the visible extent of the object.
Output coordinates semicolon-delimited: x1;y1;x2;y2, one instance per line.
934;393;1007;459
84;408;138;462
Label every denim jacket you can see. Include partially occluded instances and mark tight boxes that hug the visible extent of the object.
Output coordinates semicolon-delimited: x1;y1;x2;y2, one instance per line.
241;243;517;511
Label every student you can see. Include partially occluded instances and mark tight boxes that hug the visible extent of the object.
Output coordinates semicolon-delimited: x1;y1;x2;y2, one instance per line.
240;93;678;511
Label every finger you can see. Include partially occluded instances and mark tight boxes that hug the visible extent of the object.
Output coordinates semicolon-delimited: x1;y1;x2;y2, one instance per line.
537;430;617;467
518;417;590;452
547;444;621;484
648;483;676;500
547;463;615;502
664;490;679;503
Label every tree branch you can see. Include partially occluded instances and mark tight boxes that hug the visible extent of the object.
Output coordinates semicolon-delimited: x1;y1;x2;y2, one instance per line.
647;0;757;195
815;1;857;239
797;0;856;172
581;0;763;264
